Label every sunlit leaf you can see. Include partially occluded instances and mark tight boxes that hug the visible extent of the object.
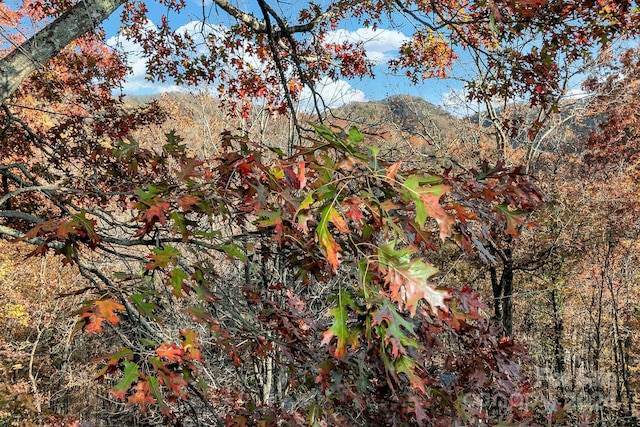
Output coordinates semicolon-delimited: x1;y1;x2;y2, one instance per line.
403;174;453;239
111;361;139;400
321;289;361;358
167;268;190;297
157;342;185;363
379;242;449;316
347;126;364;144
146;246;180;270
317;204;342;270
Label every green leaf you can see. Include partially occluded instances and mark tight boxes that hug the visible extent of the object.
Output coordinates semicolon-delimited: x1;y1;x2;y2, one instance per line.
321;289;360;359
147;375;170;416
270;166;285;180
313;124;337;142
488;13;499;34
135;185;164;203
140;338;159;347
347;126;364;144
167;268;190;297
296;193;314;215
378;242;448;316
146;246;180;270
395;355;426;392
163;130;186;155
170;212;194;240
366;145;380;158
71;210;100;245
111;361;139;400
372;299;420;356
256;209;282;228
267;146;286;158
114;137;140;159
403;174;453;239
216;242;247;261
495;203;527;237
129;293;157;317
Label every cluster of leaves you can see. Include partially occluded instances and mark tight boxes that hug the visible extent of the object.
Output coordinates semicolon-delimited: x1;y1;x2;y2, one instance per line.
4;121;545;424
398;0;640;102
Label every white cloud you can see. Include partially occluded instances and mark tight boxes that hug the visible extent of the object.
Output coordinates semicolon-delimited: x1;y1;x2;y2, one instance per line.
440;88;481;118
107;20;227;95
107;21;166;94
441;85;592;118
299;77;367;111
175;21;227;53
325;27;409;64
563;87;590;101
107;21;371;107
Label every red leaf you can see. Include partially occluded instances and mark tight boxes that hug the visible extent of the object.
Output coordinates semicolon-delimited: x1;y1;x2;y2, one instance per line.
158;368;188;397
177;194;201;212
157;342;185;363
176;157;204;180
136;201;171;237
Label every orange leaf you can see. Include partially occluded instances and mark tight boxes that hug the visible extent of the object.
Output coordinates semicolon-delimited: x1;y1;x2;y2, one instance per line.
95;299;125;324
81;299;125;333
181;329;203;361
157;342;185;363
127;379;156;414
177;194;201;212
419;190;454;240
386;161;402;180
328;207;349;233
297;161;307;189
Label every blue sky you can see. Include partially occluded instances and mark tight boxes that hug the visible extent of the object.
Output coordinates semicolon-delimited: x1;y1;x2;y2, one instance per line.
101;1;590;117
101;0;475;113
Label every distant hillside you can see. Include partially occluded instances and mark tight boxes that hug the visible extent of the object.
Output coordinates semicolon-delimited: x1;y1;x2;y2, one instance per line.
123;92;486;160
333;95;457;130
329;95;468;148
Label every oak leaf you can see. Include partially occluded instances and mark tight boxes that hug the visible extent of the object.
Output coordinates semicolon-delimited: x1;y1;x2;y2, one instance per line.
157;342;185;363
127;379;156;414
379;242;449;316
321;289;360;359
111;361;139;400
80;299;125;334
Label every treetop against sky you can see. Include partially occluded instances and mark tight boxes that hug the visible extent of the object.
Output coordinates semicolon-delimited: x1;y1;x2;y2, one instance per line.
100;1;461;110
97;0;612;114
0;0;636;119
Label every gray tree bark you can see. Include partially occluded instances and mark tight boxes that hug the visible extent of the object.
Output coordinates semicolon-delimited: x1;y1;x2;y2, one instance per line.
0;0;126;103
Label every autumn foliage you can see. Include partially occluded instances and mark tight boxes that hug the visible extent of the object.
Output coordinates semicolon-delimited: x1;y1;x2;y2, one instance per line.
3;0;640;426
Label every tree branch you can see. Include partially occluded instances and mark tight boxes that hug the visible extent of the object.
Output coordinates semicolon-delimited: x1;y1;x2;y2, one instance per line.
0;0;126;102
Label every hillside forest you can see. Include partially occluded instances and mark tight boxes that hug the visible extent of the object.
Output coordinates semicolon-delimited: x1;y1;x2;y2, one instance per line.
3;0;640;426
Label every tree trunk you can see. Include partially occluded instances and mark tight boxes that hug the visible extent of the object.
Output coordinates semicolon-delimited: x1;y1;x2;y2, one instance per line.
0;0;126;103
550;289;565;405
501;246;514;336
608;261;633;416
490;265;501;323
489;244;515;336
